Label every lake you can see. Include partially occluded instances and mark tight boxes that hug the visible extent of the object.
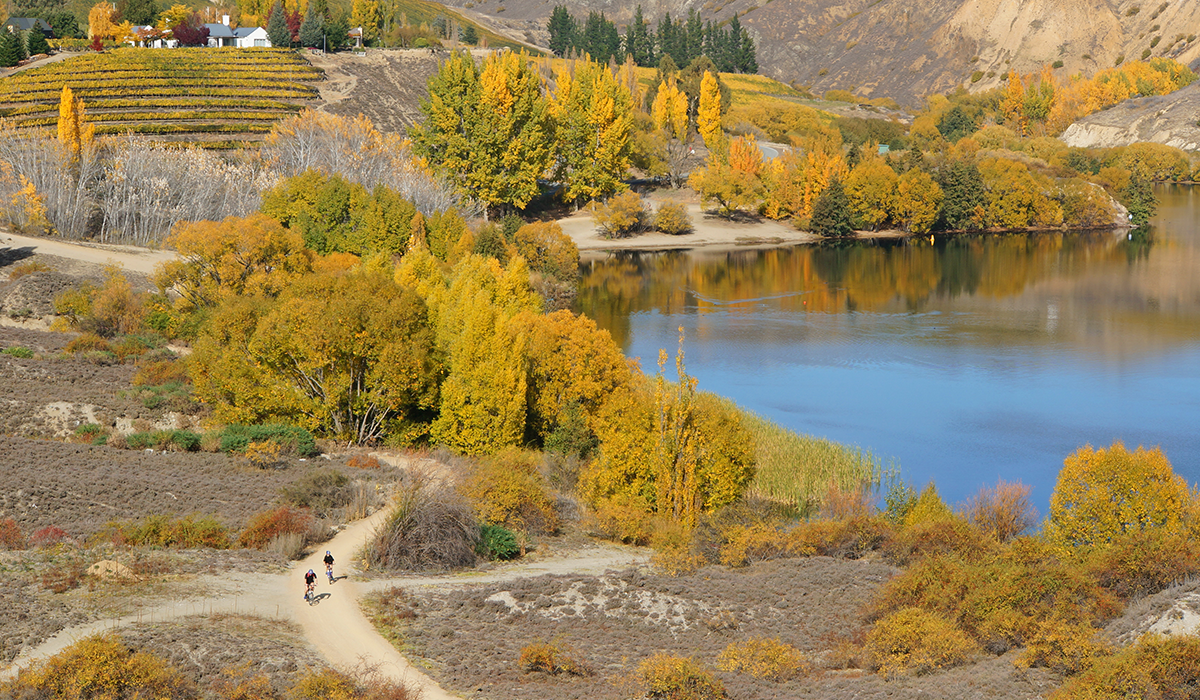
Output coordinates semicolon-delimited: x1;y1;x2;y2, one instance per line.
575;185;1200;514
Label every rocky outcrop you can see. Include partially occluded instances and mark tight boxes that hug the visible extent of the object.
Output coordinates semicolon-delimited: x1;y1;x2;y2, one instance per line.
1060;83;1200;151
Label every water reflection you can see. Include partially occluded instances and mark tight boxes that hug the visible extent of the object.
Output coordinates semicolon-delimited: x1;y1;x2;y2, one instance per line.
575;185;1200;509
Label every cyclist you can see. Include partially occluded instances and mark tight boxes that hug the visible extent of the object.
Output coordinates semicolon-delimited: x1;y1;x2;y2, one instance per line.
303;568;317;601
323;551;335;583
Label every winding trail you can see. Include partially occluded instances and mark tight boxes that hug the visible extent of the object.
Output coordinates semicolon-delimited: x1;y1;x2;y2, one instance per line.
1;503;649;697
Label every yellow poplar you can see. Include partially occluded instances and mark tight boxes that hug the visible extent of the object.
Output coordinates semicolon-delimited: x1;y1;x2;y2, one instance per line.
697;70;722;149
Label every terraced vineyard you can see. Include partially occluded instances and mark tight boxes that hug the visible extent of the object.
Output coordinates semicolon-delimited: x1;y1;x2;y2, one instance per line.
0;47;321;147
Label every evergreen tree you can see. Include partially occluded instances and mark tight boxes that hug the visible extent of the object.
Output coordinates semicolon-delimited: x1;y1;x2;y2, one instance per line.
1123;175;1157;227
27;27;50;55
684;9;703;64
736;20;758;73
811;179;855;237
624;5;653;66
935;160;985;230
325;13;349;49
310;0;329;19
547;5;575;57
299;6;325;48
0;32;20;68
266;1;291;47
44;10;81;38
579;11;617;63
16;31;28;61
117;0;158;26
460;23;477;44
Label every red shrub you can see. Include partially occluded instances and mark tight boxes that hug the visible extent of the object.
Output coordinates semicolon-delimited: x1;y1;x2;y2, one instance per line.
0;517;25;549
30;526;69;548
237;506;314;549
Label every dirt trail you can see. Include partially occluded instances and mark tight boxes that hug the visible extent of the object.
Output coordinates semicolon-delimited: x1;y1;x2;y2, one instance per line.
1;232;177;276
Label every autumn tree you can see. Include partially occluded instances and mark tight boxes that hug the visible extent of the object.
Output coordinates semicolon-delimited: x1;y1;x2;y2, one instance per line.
56;86;94;159
351;0;381;42
1000;70;1027;134
760;138;847;225
696;69;721;149
978;157;1062;229
843;155;897;230
651;75;688;139
412;50;553;215
154;213;314;311
1045;442;1191;550
688;133;763;217
191;270;440;442
87;1;118;39
549;58;634;205
895;168;943;233
157;3;192;30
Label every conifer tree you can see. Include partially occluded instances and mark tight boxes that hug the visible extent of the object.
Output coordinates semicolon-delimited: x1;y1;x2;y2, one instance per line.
27;28;50;56
547;5;575;57
0;31;20;68
299;6;325;48
736;20;757;74
460;24;477;45
266;1;291;47
811;178;854;237
697;70;721;149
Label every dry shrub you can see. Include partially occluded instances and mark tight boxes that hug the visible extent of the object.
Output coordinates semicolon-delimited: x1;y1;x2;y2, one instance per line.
718;523;811;567
638;654;726;699
593;191;649;238
8;260;51;280
1052;634;1200;699
654;202;693;235
519;641;594;676
1084;528;1200;599
1016;616;1111;674
211;663;276;700
41;560;87;593
133;358;190;386
238;506;315;550
267;532;308;560
364;476;479;571
8;635;196;699
347;455;383;469
103;514;232;549
651;519;706;576
791;514;888;559
882;516;996;567
0;517;25;549
287;667;357;700
964;479;1038;541
281;468;352;517
64;331;112;355
864;607;977;677
29;525;68;548
587;493;654;545
244;441;286;469
717;637;812;681
461;448;560;535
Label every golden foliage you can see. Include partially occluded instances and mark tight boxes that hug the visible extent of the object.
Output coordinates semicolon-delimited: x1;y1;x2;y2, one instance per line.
57;86;95;158
461;448;560;534
718;637;812;680
894;168;942;234
651;76;688;141
88;1;119;39
638;654;726;700
12;634;196;699
761;142;847;224
697;71;722;149
549;58;635;204
1046;441;1191;550
519;641;593;676
844;156;897;230
865;607;977;677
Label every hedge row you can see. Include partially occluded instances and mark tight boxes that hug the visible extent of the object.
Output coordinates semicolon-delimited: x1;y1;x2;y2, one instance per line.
0;79;319;95
10;70;321;87
91;122;275;134
16;112;286;127
0;86;316;103
0;98;303;117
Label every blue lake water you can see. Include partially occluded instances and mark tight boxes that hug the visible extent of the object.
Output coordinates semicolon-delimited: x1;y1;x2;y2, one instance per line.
576;185;1200;514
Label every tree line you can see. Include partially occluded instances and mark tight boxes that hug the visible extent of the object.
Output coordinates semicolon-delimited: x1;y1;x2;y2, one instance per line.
548;4;757;74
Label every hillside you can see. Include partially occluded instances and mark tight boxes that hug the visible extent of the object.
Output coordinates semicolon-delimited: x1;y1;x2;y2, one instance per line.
0;48;319;147
1061;81;1200;150
439;0;1200;105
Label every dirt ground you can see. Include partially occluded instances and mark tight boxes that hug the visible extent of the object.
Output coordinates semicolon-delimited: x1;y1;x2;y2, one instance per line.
308;50;444;134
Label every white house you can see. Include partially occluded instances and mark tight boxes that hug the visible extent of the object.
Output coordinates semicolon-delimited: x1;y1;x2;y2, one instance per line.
206;16;270;48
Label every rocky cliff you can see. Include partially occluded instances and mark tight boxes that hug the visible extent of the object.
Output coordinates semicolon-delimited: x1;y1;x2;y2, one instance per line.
1060;83;1200;151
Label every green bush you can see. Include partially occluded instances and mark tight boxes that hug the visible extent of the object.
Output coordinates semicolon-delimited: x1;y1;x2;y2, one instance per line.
126;430;201;452
280;468;351;515
1;345;34;358
478;523;520;561
218;424;318;457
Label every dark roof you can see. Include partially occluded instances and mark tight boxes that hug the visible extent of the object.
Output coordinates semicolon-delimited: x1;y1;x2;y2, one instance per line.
233;26;263;37
4;17;52;32
203;23;236;38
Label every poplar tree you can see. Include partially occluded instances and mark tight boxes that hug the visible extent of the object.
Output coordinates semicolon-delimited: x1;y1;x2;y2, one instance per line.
57;86;94;158
697;70;721;149
551;59;634;204
651;76;687;140
412;50;552;214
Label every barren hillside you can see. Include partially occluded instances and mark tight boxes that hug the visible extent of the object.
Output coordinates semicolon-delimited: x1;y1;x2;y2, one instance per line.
442;0;1200;105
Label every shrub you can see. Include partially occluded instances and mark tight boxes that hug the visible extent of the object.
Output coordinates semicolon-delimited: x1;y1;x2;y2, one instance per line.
65;331;112;354
281;468;351;515
718;523;810;567
1;345;34;358
593;191;649;238
638;654;726;699
588;494;654;545
8;260;50;279
519;641;593;676
287;667;357;700
478;523;520;560
73;422;106;444
347;455;383;469
1016;616;1111;674
718;637;812;680
1052;634;1200;699
654;202;693;235
133;358;189;386
865;608;977;677
30;525;69;547
238;506;315;550
6;635;195;699
883;517;996;567
126;429;201;452
0;517;25;549
964;479;1038;541
461;449;560;535
104;514;232;548
651;519;707;575
244;440;286;469
791;513;889;559
1084;527;1200;599
219;424;319;457
364;477;479;571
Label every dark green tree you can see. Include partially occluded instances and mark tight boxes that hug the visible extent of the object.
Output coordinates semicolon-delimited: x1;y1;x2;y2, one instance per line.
325;13;349;50
547;5;575;57
811;179;855;237
267;1;292;48
117;0;159;26
679;55;730;118
1123;175;1157;227
935;160;985;231
624;5;653;66
735;19;757;73
27;27;50;55
936;105;978;143
310;0;328;19
43;10;81;38
299;6;325;48
460;24;477;45
0;31;21;68
16;31;28;61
